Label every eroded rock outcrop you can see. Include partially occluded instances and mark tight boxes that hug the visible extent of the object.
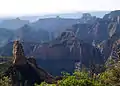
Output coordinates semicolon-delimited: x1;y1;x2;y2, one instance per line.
3;40;56;86
12;40;27;65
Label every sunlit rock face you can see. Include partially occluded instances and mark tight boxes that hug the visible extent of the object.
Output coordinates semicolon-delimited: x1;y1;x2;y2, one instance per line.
12;40;27;65
31;30;104;75
96;10;120;62
71;18;109;44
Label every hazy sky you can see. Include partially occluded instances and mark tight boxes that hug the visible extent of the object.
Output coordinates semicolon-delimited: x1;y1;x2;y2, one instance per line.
0;0;119;17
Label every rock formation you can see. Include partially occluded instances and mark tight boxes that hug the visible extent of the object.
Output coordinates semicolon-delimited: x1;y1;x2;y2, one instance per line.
31;30;104;75
12;40;27;65
2;10;120;76
0;30;104;75
3;40;56;86
101;10;120;61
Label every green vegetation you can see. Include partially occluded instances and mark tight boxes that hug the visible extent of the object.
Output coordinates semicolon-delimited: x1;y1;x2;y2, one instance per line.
0;76;12;86
0;57;12;73
35;59;120;86
0;57;12;86
100;60;120;86
35;70;104;86
0;64;12;86
0;62;12;73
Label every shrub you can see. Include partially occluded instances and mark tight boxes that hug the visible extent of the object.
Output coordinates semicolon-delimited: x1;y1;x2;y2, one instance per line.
0;76;12;86
36;70;105;86
100;61;120;86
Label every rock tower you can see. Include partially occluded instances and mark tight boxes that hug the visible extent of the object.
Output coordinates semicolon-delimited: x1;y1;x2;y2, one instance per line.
12;40;27;65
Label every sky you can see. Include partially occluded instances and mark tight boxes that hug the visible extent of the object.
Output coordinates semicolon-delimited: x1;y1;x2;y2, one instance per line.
0;0;119;17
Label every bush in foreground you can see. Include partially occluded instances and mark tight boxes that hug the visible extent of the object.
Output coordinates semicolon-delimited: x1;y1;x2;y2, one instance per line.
36;70;105;86
0;76;12;86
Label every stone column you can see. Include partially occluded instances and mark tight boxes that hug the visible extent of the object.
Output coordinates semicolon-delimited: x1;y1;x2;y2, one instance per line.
12;40;27;65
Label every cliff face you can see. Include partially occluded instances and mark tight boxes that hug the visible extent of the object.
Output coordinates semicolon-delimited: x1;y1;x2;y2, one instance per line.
99;10;120;61
33;30;103;62
15;24;50;42
2;10;120;76
70;11;120;44
34;10;120;75
30;30;104;75
70;10;120;61
71;18;109;44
